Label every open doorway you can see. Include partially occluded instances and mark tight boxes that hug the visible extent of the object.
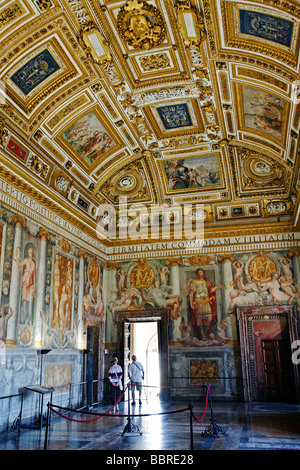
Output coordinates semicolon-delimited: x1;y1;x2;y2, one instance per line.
131;322;160;399
117;309;169;401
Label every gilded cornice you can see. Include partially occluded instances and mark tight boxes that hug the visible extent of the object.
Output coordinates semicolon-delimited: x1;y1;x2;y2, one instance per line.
0;154;100;242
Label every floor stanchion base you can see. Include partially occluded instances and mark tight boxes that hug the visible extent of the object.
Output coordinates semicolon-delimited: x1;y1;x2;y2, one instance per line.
201;419;227;438
121;418;142;437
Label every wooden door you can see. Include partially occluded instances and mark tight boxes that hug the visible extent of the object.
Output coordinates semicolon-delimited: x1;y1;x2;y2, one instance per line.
262;339;297;403
237;305;300;403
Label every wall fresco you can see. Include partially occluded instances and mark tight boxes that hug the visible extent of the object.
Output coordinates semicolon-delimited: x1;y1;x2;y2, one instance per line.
106;250;300;347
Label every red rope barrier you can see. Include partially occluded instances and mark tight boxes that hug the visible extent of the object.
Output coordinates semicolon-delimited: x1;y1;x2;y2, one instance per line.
48;384;211;424
190;384;210;423
49;384;129;422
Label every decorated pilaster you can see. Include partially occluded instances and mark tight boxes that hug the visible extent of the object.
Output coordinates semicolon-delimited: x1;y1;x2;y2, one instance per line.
103;261;119;343
218;253;237;341
6;215;26;347
33;228;49;348
166;257;182;341
77;249;86;349
289;249;300;285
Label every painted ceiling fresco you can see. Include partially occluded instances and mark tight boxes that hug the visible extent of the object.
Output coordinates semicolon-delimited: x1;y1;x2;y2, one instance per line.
0;0;299;251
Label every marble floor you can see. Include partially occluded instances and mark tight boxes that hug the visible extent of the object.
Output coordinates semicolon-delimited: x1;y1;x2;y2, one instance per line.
0;395;300;453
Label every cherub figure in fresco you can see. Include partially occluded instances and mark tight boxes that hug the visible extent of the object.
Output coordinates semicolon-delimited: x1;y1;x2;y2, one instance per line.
177;318;205;347
232;260;245;290
278;274;297;298
278;257;294;280
208;319;231;346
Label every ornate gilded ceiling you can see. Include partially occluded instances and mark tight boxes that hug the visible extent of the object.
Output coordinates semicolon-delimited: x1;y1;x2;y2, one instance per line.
0;0;299;253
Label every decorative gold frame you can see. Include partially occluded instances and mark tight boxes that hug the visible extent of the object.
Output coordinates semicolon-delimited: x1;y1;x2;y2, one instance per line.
263;199;294;217
158;152;225;195
56;105;124;175
220;1;300;69
233;82;290;147
143;98;205;139
176;0;206;49
6;39;76;114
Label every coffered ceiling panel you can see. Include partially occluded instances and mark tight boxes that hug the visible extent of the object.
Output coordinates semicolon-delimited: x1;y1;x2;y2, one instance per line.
0;0;299;249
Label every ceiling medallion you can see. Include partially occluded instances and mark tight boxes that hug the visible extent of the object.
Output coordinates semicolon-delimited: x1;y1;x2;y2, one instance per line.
117;0;166;51
112;171;143;196
243;154;283;183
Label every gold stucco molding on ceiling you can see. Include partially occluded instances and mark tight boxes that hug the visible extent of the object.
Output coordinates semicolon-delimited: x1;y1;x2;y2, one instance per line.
0;16;97;131
201;0;300;79
116;0;167;51
94;151;161;207
220;1;300;70
228;145;294;201
86;0;192;90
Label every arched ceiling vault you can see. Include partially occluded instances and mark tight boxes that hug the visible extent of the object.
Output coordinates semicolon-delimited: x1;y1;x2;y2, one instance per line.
0;0;300;251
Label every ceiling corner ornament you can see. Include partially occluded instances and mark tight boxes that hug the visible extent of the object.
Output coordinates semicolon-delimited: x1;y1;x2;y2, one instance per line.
175;0;206;50
79;22;112;64
117;0;166;51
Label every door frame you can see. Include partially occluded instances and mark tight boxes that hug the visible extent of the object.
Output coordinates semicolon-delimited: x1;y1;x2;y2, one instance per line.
237;305;300;402
117;308;170;401
86;318;104;404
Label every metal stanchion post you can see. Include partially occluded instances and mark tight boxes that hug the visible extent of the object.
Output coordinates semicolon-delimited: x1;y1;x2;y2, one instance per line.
121;383;142;436
202;384;227;438
44;403;51;450
189;403;194;451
